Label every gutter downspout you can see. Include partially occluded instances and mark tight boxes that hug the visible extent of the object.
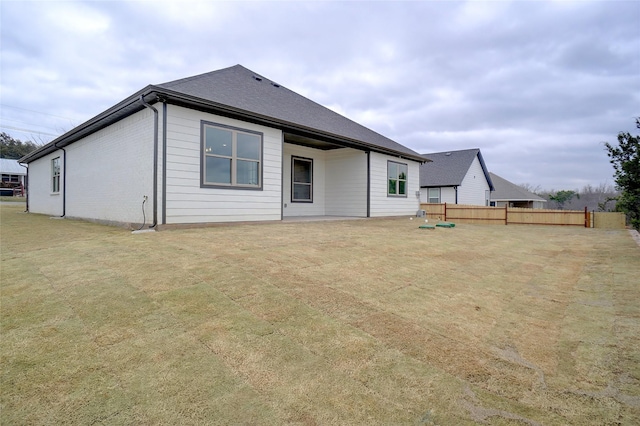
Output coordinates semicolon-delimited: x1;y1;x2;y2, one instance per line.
140;95;158;228
19;162;28;212
53;141;66;217
454;185;458;204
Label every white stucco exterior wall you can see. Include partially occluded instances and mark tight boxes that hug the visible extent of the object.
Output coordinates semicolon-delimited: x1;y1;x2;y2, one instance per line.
369;152;421;217
458;156;490;206
27;150;65;217
164;105;282;223
62;109;155;224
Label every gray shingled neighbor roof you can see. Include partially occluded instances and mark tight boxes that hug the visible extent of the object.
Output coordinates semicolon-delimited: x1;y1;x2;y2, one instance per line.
21;65;424;163
489;173;547;202
419;148;494;190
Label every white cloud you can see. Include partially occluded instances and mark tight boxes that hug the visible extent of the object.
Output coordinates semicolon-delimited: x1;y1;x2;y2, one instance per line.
1;0;637;189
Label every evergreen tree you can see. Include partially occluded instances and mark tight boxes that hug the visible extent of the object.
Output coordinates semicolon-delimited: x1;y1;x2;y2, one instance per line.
604;118;640;230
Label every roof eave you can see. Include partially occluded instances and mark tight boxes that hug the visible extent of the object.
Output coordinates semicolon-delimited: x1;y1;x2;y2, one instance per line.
20;86;426;164
19;86;157;163
475;150;495;191
152;88;427;162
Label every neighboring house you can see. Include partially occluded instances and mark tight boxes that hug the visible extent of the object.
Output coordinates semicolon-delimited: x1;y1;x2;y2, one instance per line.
0;158;27;196
419;148;494;206
19;65;426;227
489;173;547;209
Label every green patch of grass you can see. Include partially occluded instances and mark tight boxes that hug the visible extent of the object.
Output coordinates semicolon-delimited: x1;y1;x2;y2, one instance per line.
0;196;25;203
1;204;639;424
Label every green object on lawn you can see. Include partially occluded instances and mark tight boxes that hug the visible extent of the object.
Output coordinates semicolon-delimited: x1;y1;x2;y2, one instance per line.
419;224;435;229
436;222;455;228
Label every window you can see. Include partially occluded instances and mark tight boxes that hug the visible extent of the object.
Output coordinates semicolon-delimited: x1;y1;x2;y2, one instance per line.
427;188;440;203
202;122;262;189
52;157;60;193
387;161;407;197
292;156;313;202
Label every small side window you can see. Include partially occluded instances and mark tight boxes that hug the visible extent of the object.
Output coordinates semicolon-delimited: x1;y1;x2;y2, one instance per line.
428;188;440;203
52;157;60;193
387;160;407;197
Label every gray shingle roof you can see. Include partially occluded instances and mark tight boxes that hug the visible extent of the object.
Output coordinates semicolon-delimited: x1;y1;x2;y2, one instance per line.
419;148;494;190
20;64;424;163
156;65;422;159
489;173;547;202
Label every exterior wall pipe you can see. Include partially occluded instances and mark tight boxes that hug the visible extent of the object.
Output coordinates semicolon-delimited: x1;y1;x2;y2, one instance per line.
140;95;158;228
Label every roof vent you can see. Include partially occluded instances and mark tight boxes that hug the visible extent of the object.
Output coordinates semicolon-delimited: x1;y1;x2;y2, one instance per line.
271;82;280;88
252;75;262;82
445;152;452;156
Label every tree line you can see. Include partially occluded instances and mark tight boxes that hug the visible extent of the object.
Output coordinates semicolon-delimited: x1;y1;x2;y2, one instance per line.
520;184;621;212
0;133;41;159
519;118;638;230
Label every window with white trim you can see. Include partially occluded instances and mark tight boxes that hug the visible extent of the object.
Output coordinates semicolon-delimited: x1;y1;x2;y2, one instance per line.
387;161;407;197
292;156;313;202
202;122;262;189
52;157;60;193
428;188;440;203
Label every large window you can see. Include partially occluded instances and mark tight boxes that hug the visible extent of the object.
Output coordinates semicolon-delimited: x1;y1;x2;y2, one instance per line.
387;161;407;197
202;122;262;189
428;188;440;203
51;157;60;193
292;156;313;202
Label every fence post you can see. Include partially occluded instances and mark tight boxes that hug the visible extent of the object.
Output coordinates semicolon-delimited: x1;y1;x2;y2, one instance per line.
584;206;588;228
444;202;447;221
505;205;508;225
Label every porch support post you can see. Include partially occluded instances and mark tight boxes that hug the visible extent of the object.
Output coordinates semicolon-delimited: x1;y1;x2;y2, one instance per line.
366;151;370;218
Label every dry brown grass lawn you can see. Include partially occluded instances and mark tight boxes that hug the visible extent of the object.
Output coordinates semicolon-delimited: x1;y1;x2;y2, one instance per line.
1;204;639;425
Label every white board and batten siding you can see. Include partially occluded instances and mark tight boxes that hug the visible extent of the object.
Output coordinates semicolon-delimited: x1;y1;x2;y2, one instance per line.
369;152;421;217
164;105;282;224
325;148;367;217
28;109;155;223
457;156;490;206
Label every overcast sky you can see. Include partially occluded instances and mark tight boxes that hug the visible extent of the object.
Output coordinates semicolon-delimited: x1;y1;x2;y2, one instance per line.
1;0;638;190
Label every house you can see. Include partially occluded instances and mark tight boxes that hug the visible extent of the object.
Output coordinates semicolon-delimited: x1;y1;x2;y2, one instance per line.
419;148;494;206
19;65;426;227
0;158;26;196
489;173;547;209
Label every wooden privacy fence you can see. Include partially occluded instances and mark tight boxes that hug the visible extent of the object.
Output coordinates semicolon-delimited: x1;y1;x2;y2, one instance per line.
419;203;594;227
592;212;627;229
